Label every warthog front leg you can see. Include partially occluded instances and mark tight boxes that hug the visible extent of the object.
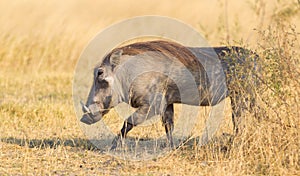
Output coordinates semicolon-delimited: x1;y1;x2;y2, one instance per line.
110;105;155;150
162;104;174;149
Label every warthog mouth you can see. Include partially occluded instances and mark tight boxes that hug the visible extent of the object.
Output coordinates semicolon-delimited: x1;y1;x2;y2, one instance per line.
80;101;104;125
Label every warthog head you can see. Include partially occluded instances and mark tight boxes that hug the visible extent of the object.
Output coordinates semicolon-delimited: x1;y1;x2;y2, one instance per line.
80;50;123;125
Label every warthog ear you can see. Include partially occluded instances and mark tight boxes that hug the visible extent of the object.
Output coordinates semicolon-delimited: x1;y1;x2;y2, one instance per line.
110;49;123;66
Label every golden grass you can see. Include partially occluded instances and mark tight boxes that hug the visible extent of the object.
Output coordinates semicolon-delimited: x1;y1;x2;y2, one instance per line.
0;0;299;175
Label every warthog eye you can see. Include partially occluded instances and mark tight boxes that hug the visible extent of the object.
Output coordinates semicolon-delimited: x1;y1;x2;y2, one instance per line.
97;68;104;77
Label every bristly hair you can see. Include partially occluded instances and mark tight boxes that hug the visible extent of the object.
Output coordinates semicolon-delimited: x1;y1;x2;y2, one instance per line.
103;40;205;74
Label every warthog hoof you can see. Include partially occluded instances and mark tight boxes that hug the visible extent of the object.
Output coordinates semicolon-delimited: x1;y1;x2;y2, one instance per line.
110;135;124;151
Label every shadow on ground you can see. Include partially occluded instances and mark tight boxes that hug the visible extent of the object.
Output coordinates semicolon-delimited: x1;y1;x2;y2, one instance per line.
1;133;234;152
1;137;97;150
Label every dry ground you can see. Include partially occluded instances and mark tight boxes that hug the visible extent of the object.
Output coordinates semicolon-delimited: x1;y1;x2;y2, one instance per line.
0;0;299;175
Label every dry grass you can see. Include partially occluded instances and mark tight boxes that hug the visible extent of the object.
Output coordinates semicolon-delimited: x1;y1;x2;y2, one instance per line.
0;0;299;175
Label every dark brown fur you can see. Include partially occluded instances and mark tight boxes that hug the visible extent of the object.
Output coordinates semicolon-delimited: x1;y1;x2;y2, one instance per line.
106;40;205;75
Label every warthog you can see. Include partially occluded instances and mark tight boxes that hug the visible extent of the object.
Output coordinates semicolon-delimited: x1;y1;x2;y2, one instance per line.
80;40;258;149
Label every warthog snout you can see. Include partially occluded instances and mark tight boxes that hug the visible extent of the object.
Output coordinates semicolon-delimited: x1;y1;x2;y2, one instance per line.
80;101;102;125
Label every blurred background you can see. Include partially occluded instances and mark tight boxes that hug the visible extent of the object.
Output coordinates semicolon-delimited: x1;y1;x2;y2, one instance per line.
0;0;299;73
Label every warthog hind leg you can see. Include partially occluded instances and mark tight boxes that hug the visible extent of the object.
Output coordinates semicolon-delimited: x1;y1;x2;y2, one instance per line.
162;104;174;149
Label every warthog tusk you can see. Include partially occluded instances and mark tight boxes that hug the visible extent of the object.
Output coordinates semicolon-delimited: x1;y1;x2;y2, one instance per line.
80;100;91;113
